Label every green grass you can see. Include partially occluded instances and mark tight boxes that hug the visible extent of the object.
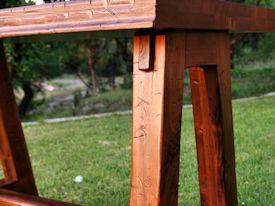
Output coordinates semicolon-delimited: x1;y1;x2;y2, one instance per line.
16;95;274;205
0;170;3;180
231;68;275;99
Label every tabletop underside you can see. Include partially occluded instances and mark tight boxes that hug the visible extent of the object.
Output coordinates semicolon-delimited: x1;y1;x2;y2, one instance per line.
0;0;275;38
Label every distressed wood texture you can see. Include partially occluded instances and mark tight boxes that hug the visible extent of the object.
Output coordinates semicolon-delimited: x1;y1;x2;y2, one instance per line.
0;189;78;206
130;32;185;206
188;32;237;206
0;0;155;38
0;40;38;195
1;0;275;38
138;35;155;71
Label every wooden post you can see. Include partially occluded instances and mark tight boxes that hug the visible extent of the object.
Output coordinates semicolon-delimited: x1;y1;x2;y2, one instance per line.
189;33;238;206
130;32;186;206
0;40;38;195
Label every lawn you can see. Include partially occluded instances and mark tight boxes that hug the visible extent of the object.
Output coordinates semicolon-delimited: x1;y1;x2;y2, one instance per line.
4;95;274;205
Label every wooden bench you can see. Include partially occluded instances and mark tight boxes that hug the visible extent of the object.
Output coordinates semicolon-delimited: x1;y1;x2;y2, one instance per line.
0;0;274;205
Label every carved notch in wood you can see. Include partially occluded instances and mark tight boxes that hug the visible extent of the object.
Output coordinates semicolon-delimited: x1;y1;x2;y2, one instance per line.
138;35;156;71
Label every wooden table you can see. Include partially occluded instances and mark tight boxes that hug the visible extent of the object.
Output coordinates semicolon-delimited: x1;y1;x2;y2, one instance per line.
0;0;274;205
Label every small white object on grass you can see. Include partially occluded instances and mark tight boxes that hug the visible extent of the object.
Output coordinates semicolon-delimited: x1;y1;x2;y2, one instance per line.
74;176;84;183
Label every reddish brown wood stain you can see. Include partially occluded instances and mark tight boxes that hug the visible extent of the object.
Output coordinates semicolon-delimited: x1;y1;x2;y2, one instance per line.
0;40;38;196
130;32;185;206
188;32;237;206
190;67;226;206
0;0;272;205
0;0;274;38
0;189;78;206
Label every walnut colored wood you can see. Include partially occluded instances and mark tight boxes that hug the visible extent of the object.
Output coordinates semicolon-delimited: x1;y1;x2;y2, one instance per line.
0;40;38;195
188;32;237;206
0;189;78;206
130;32;185;206
185;32;219;68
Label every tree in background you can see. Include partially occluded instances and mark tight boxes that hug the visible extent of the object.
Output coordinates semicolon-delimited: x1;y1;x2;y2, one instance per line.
231;0;275;67
1;1;31;116
60;38;132;95
0;0;26;8
0;0;132;116
5;41;63;115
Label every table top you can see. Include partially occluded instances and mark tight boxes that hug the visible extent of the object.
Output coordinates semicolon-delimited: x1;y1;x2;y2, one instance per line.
0;0;275;38
0;0;154;38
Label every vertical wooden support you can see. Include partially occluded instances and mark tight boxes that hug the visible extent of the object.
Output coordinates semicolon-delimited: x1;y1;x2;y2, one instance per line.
216;33;238;206
130;32;186;206
189;66;226;205
0;40;38;195
189;32;238;206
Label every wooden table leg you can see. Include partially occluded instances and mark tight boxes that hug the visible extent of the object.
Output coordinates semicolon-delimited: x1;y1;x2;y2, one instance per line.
189;33;238;206
130;32;186;206
0;40;38;195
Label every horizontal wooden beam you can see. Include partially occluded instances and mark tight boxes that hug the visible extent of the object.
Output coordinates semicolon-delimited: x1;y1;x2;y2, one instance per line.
223;1;275;32
0;0;275;38
0;189;78;206
155;0;275;32
0;0;154;38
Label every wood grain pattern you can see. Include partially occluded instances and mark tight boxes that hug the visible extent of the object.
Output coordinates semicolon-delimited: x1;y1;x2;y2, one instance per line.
138;35;155;71
0;1;257;205
155;0;275;32
190;66;226;206
188;32;238;206
0;0;275;38
130;32;185;206
215;32;238;206
138;35;151;70
0;0;155;38
0;40;38;195
0;189;78;206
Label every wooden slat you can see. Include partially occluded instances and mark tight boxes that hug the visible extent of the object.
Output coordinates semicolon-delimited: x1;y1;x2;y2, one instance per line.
130;32;185;206
0;40;38;195
0;189;78;206
0;0;155;38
